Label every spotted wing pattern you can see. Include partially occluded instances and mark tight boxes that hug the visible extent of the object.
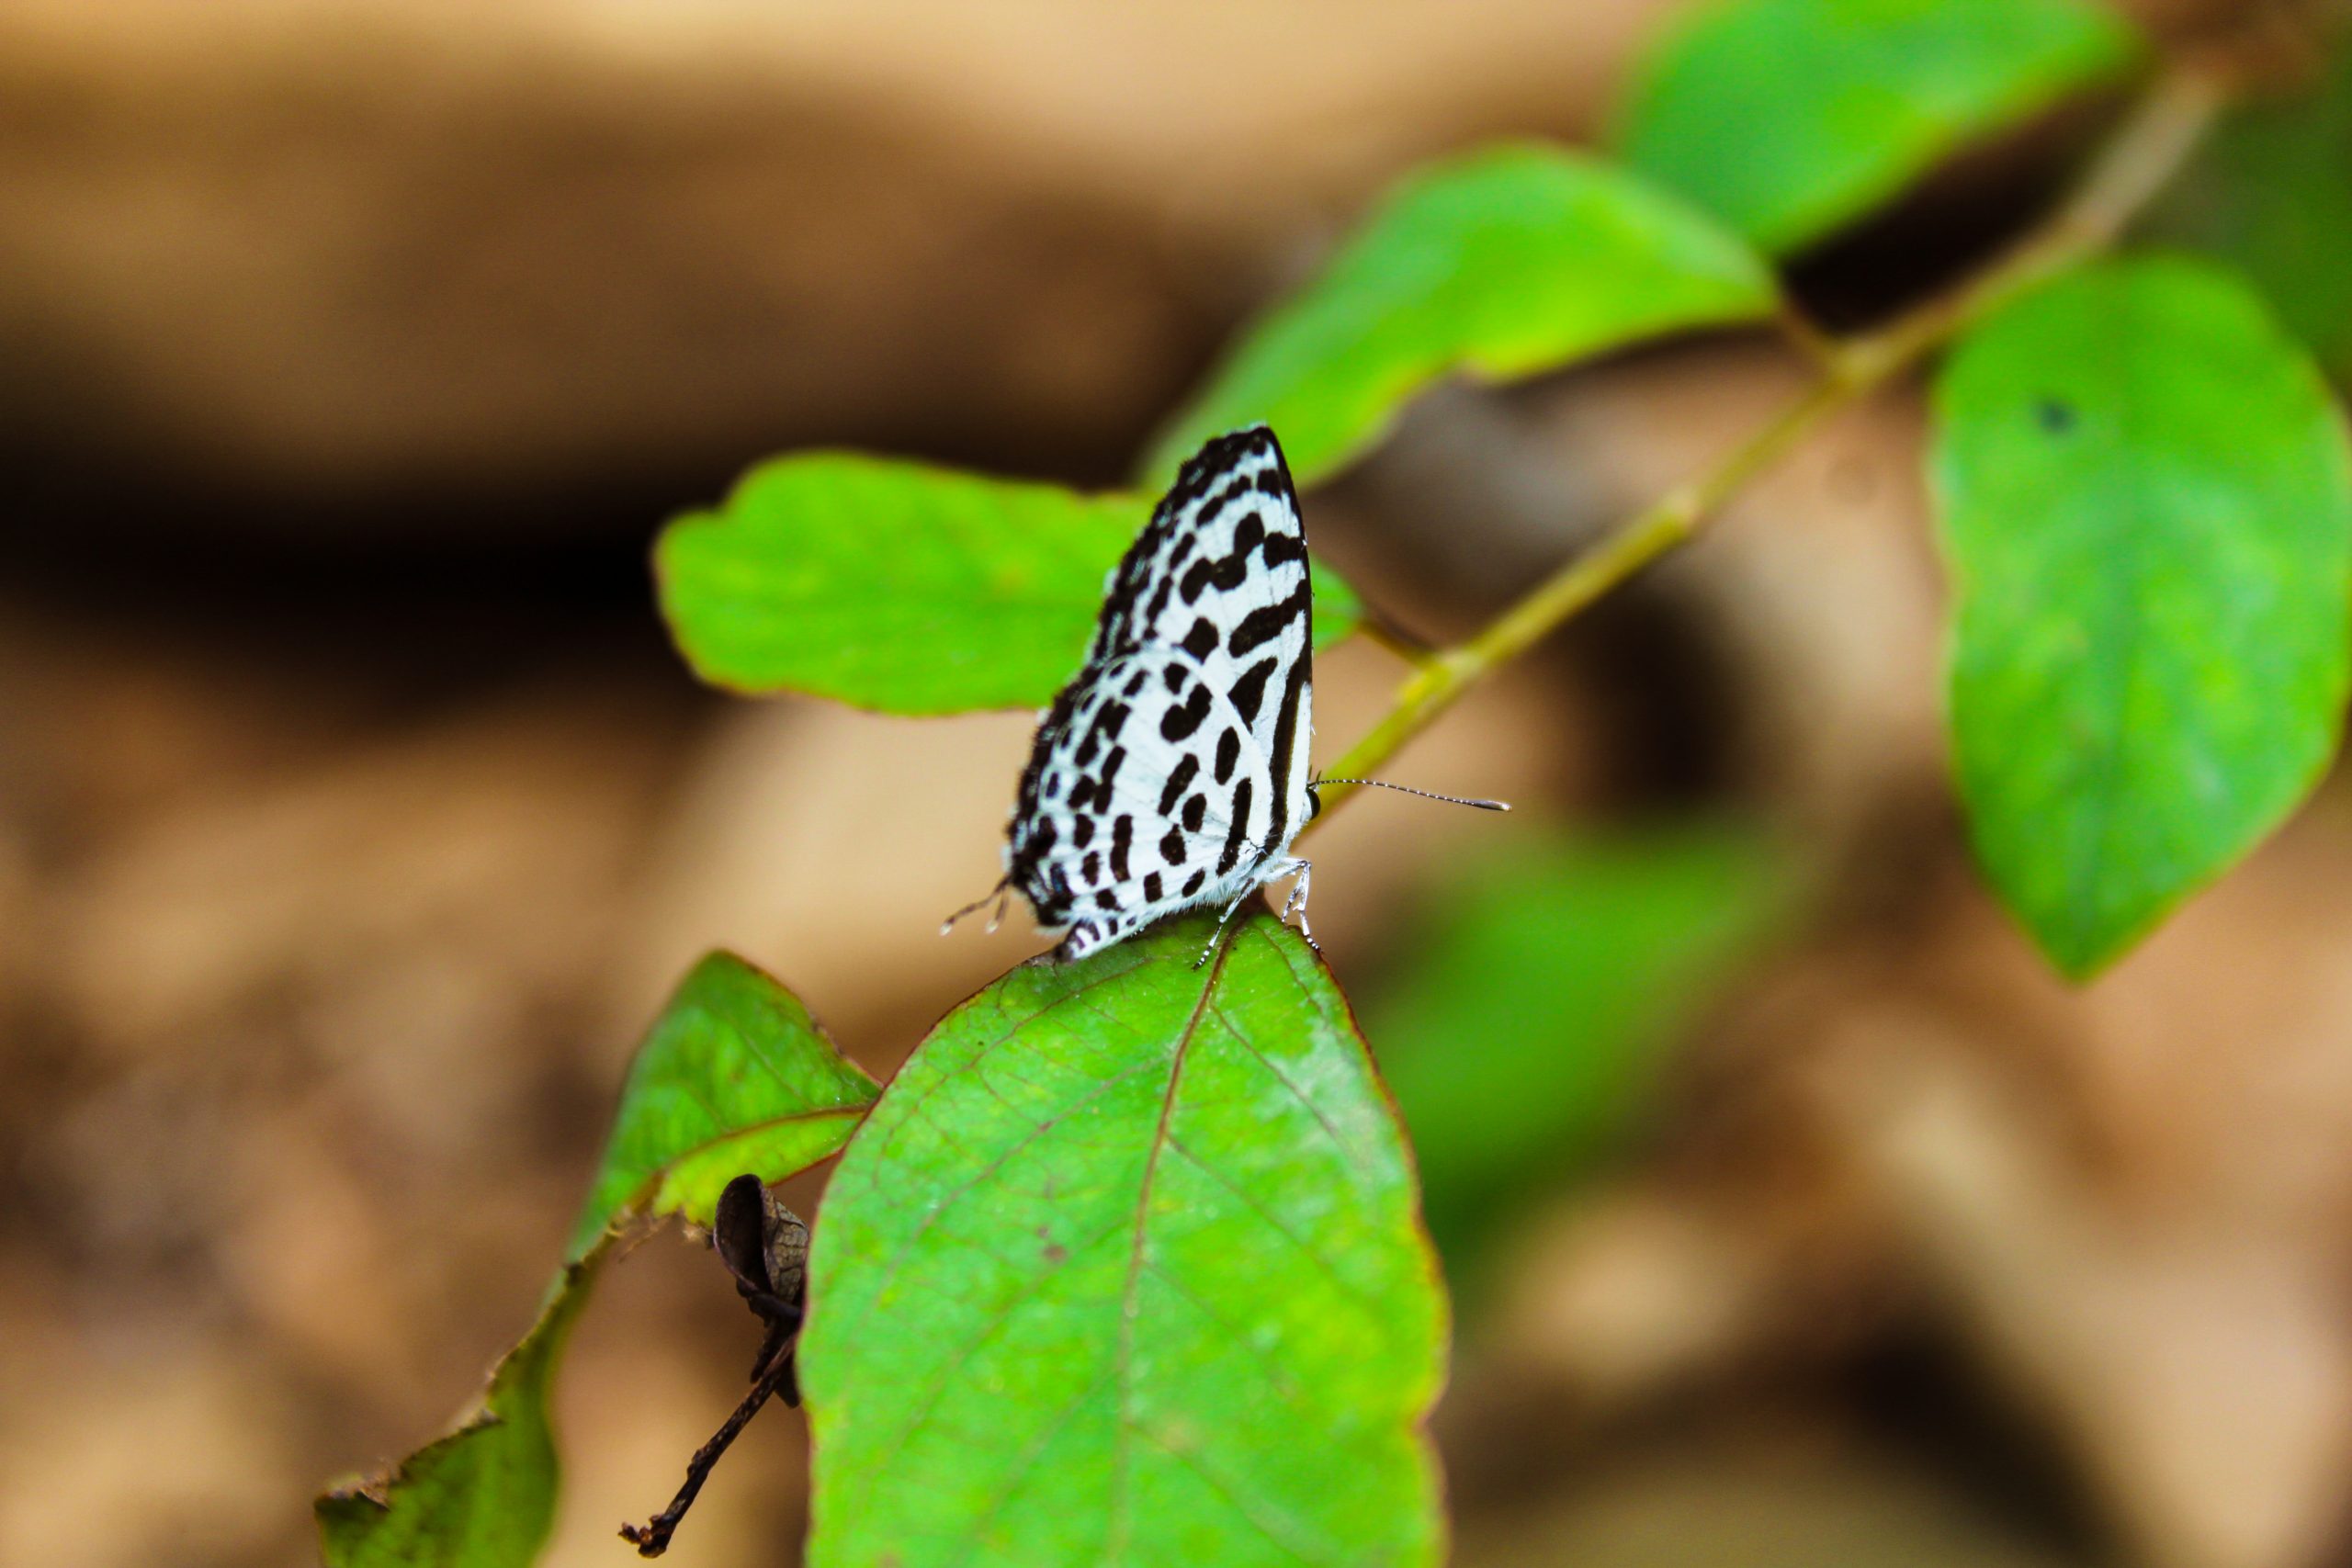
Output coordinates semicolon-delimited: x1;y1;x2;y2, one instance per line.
1005;426;1316;960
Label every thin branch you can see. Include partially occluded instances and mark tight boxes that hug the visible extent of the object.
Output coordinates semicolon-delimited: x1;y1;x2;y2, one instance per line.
1308;64;2227;822
620;1341;802;1557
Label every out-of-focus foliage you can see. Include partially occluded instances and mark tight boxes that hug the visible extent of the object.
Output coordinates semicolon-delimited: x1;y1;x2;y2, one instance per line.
1933;254;2352;976
1615;0;2143;254
801;914;1444;1568
317;953;878;1568
1147;144;1779;489
2145;51;2352;379
658;455;1363;713
1374;826;1786;1255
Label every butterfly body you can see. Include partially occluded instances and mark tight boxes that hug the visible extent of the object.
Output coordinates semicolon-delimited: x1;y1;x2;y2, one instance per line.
1005;426;1317;962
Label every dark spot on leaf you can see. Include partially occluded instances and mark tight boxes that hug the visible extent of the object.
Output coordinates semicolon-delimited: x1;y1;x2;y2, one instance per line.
2037;398;2075;434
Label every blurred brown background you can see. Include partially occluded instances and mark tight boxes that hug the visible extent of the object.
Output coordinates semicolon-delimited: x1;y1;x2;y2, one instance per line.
7;3;2349;1566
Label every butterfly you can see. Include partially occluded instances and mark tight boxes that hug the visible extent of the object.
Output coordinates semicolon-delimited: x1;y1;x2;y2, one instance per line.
952;424;1503;965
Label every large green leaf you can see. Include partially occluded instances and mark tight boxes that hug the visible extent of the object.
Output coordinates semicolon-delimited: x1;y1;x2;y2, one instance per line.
319;952;879;1568
801;913;1445;1568
1374;827;1783;1249
2143;51;2352;378
1933;254;2352;976
1615;0;2142;254
1147;143;1778;489
658;455;1364;714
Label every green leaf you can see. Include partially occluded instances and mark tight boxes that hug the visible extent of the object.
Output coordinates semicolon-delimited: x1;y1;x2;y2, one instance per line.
570;949;882;1258
1616;0;2143;254
1374;826;1784;1247
2143;51;2352;378
1147;143;1779;489
320;952;879;1568
801;913;1444;1568
658;455;1365;713
317;1249;597;1568
1933;254;2352;976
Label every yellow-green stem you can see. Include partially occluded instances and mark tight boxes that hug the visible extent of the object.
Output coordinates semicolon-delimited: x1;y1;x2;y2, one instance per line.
1311;65;2224;821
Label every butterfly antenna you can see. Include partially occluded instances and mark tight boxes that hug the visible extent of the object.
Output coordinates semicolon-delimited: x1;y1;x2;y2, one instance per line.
940;878;1012;936
1310;779;1510;811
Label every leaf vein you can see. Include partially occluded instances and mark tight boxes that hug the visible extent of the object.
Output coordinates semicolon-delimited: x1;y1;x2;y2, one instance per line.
1107;934;1234;1561
1163;1134;1385;1327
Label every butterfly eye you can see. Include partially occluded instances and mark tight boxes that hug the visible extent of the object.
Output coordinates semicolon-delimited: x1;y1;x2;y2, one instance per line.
1306;788;1324;821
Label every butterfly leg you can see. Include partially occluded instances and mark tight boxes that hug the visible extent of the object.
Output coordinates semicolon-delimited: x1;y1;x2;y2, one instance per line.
1272;858;1318;954
1192;886;1260;970
939;876;1012;937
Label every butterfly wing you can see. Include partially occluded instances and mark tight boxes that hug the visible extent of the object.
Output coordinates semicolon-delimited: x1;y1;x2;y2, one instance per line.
1007;647;1283;959
1005;425;1317;960
1093;426;1315;843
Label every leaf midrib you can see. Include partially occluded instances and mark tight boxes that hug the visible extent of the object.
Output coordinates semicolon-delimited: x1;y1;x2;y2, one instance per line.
1104;931;1234;1562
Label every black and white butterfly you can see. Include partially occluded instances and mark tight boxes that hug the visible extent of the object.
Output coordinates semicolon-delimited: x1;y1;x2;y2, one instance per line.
954;424;1502;965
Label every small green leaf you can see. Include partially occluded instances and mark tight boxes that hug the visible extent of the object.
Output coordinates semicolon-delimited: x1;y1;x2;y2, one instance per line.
1934;254;2352;976
658;456;1365;713
317;1250;596;1568
1148;143;1779;489
1374;826;1784;1247
802;913;1444;1568
2143;51;2352;378
571;949;881;1258
1616;0;2142;254
320;953;879;1568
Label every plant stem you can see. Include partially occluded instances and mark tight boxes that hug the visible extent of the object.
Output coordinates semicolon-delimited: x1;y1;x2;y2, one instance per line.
1310;64;2225;821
